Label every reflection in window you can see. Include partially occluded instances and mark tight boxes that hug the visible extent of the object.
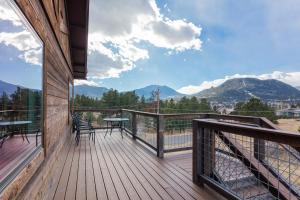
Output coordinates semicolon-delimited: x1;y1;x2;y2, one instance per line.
0;0;43;187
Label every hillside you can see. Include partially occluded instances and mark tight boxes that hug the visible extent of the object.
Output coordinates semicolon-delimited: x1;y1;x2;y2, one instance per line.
196;78;300;102
74;85;109;99
0;80;19;95
133;85;184;99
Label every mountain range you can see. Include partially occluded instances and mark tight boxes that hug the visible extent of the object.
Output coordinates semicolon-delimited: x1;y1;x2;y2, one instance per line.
0;80;19;95
2;78;299;102
74;84;109;99
74;78;300;102
196;78;300;102
133;85;183;99
0;80;40;96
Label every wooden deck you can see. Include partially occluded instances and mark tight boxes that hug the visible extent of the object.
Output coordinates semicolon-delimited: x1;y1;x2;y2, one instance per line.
48;130;221;200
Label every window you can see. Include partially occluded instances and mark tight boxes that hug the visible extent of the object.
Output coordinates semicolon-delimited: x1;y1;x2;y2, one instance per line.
0;0;43;189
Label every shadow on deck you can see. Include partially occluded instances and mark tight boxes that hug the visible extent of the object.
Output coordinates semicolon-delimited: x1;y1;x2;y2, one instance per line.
47;130;222;200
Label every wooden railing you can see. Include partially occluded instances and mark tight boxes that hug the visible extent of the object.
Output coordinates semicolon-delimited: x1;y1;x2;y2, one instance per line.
73;108;299;159
192;118;300;200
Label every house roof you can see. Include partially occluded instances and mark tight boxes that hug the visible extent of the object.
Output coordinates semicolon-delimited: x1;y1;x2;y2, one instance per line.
66;0;89;79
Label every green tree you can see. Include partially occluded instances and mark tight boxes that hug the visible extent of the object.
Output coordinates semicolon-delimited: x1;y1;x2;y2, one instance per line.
232;98;277;123
198;98;212;112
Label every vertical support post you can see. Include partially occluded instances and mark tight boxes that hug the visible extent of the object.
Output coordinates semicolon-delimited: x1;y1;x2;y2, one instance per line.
203;128;215;177
193;120;215;187
132;112;137;140
254;118;265;161
157;115;164;158
120;109;123;118
254;139;265;161
193;120;204;186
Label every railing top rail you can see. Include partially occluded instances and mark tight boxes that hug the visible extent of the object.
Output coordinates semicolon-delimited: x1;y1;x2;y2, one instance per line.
193;119;300;147
74;108;121;112
121;109;159;117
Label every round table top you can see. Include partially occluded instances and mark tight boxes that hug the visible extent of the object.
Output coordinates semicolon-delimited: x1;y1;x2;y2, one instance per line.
103;118;129;122
0;120;32;126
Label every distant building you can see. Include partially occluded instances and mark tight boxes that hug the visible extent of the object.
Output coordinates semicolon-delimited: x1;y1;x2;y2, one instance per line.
267;101;291;110
276;108;300;118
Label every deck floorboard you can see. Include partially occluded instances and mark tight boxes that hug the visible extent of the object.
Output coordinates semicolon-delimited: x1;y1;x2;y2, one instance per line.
51;130;220;200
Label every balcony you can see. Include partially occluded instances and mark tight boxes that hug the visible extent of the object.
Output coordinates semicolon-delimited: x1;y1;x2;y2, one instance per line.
47;129;221;200
56;109;300;200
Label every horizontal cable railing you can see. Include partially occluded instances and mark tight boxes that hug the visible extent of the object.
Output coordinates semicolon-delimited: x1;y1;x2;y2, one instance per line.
193;118;300;200
122;109;159;152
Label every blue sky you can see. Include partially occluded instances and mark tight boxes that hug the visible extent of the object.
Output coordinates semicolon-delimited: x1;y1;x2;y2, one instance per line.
1;0;300;94
80;0;300;94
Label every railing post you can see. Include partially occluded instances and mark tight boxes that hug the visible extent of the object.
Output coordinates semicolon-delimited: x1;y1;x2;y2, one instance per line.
203;128;215;178
193;120;204;186
157;115;164;158
132;112;137;140
254;118;265;161
254;139;265;161
193;120;215;187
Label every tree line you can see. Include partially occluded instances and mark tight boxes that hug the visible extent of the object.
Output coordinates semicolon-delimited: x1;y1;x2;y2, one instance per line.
74;89;278;122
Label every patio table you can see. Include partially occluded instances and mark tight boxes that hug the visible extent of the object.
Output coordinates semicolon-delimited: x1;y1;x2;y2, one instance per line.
0;121;32;147
103;118;129;139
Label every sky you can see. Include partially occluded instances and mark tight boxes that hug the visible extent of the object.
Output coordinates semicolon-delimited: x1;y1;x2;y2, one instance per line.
1;0;300;94
0;0;43;90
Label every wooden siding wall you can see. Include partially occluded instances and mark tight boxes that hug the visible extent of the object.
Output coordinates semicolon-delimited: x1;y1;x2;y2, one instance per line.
0;0;74;199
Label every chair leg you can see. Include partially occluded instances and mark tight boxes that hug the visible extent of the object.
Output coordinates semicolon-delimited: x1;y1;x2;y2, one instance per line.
25;134;30;143
36;131;38;147
0;139;4;148
110;124;113;135
93;131;95;143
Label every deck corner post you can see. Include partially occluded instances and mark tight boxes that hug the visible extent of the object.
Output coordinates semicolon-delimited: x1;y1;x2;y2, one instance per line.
157;115;165;158
193;120;204;187
132;112;137;139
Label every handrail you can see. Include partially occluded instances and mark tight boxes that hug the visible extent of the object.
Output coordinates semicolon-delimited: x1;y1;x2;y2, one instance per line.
73;108;300;154
194;119;300;147
193;118;300;199
121;109;159;117
73;108;121;113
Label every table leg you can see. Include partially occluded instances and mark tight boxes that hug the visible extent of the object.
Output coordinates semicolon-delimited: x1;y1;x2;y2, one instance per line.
104;121;109;138
120;121;123;139
110;122;113;135
24;126;29;143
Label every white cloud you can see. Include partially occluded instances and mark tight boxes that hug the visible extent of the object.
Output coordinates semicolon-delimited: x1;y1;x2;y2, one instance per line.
74;79;100;87
0;30;42;66
0;1;42;66
0;31;40;51
0;1;22;26
19;48;43;66
87;0;202;79
177;71;300;95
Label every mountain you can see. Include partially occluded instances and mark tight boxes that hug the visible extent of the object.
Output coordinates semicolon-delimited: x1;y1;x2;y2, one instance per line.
0;80;40;97
74;85;109;99
296;86;300;91
196;78;300;102
0;80;19;95
134;85;184;99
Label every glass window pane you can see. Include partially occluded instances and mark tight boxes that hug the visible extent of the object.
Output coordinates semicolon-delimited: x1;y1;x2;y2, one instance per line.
0;0;43;187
